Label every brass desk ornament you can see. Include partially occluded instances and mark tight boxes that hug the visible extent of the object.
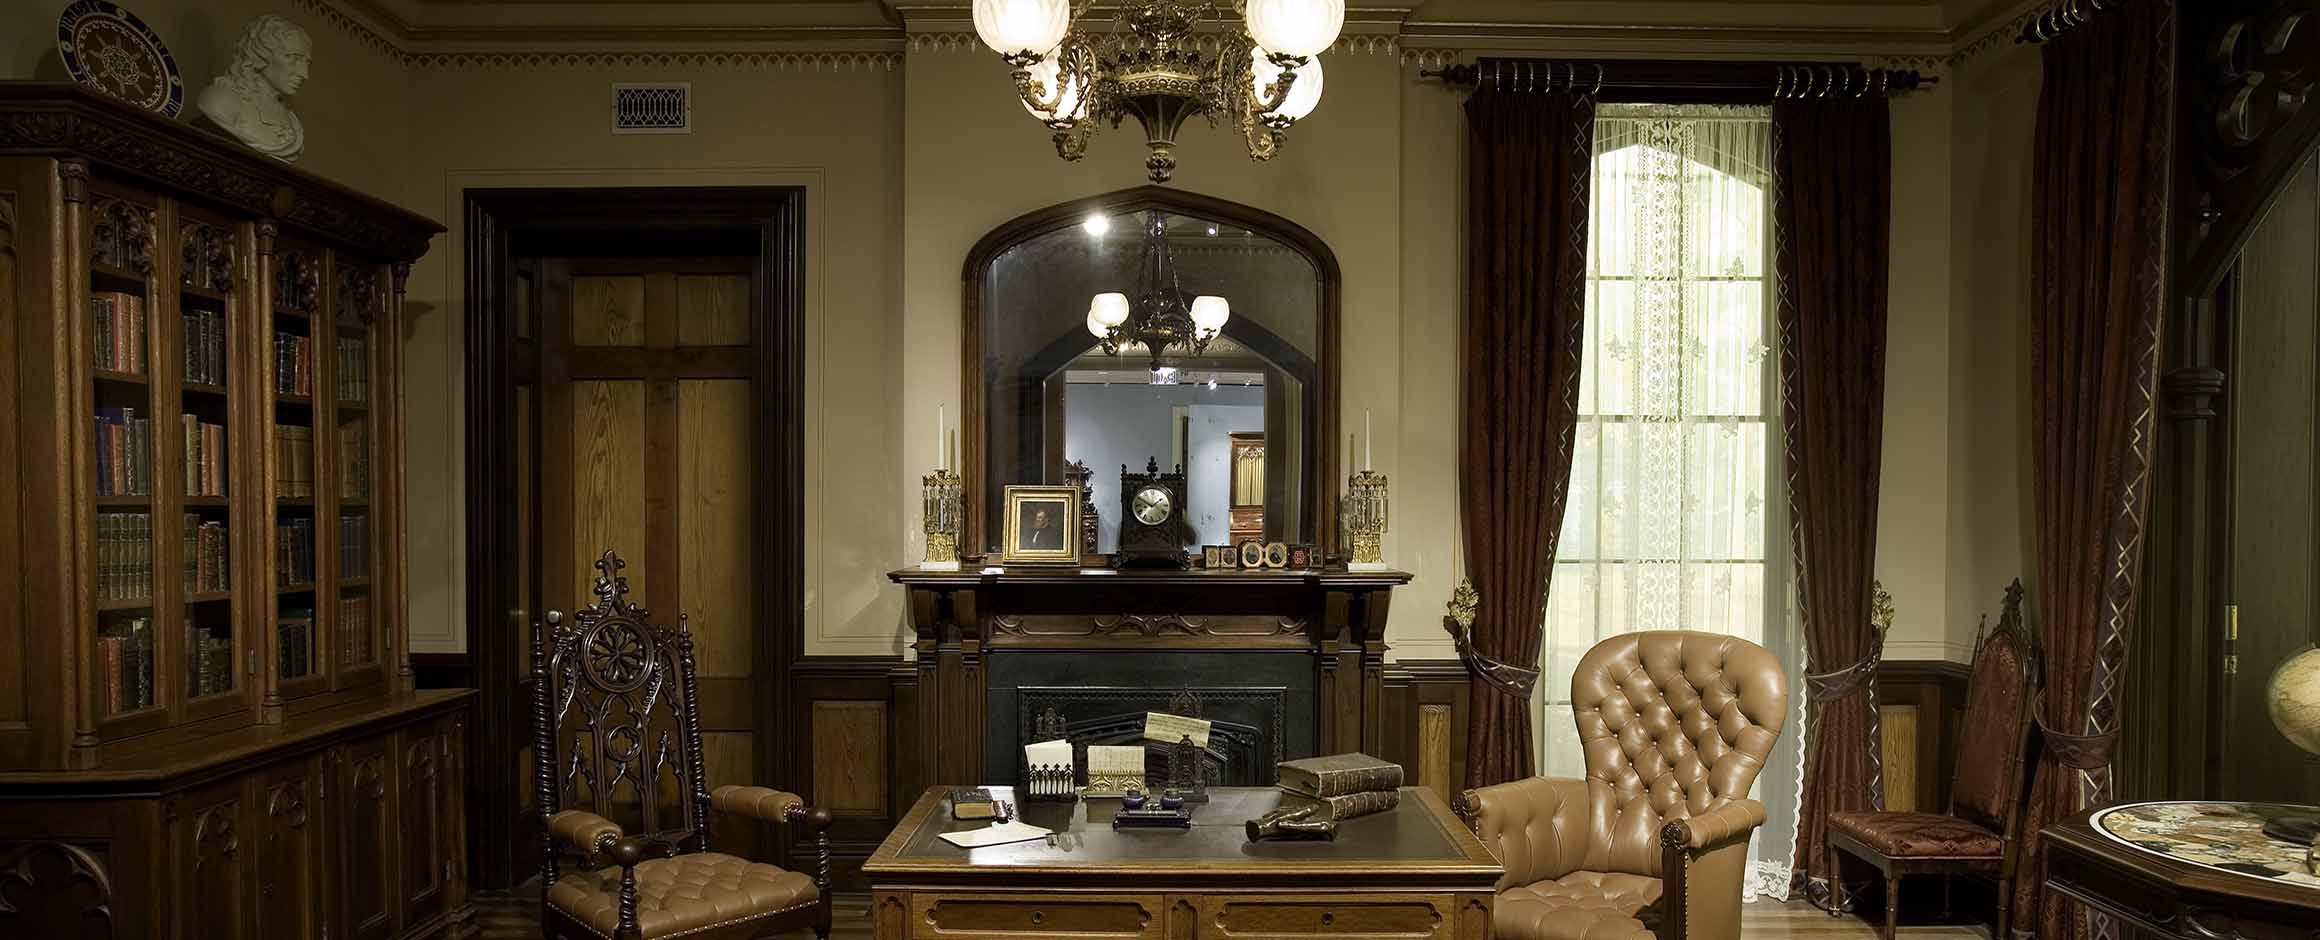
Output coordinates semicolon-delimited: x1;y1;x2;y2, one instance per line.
921;466;963;571
1346;468;1389;571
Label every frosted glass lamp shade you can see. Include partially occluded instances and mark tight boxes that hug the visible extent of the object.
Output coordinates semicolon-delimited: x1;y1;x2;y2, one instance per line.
1251;51;1324;121
1087;309;1109;338
1090;292;1131;328
1244;0;1343;59
1022;54;1089;122
1189;295;1231;331
973;0;1071;57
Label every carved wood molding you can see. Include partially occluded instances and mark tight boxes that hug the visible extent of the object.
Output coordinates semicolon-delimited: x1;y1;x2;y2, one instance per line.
0;86;440;260
2181;0;2320;293
988;613;1310;648
0;841;113;930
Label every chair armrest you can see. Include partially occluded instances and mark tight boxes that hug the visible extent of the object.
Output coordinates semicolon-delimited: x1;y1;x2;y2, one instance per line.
1663;798;1766;851
1658;799;1768;940
1459;776;1593;890
711;784;834;830
547;809;625;861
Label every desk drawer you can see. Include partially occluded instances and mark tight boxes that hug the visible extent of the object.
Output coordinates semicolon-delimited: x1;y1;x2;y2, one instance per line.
911;893;1165;940
1202;895;1454;940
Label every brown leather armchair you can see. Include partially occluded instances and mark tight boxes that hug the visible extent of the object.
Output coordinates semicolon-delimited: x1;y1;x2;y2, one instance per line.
1462;631;1790;940
535;551;834;940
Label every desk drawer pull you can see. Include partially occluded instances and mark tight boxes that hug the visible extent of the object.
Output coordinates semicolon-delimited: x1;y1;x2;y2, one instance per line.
1031;911;1043;925
1321;913;1333;926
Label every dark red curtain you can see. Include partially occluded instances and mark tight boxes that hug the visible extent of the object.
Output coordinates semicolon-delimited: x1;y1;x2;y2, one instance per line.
1771;94;1893;901
1459;87;1595;790
2012;3;2173;938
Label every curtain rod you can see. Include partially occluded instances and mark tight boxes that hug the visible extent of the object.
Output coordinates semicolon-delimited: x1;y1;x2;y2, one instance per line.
2016;0;2122;44
1417;58;1939;101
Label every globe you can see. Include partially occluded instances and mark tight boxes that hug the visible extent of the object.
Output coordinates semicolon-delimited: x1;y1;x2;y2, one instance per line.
2267;646;2320;755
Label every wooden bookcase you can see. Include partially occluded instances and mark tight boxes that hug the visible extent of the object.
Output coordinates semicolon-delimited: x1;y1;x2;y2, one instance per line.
0;84;469;940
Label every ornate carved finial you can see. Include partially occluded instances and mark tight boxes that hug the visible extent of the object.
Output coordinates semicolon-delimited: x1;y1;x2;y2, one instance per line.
1870;580;1895;635
591;550;632;607
1446;578;1479;633
1168;688;1203;719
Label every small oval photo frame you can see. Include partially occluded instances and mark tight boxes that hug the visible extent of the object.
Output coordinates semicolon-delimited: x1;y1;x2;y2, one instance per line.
1264;542;1289;569
1239;540;1265;568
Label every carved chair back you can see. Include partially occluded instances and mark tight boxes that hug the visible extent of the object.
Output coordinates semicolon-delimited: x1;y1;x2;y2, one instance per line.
1948;579;2040;838
532;550;712;877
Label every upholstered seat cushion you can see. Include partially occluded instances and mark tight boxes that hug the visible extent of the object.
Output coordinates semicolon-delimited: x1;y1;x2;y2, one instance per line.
1829;811;2003;859
547;851;818;939
1495;871;1662;940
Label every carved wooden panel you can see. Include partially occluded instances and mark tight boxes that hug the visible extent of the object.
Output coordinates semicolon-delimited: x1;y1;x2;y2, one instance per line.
255;762;321;940
572;380;648;607
1202;894;1452;940
0;841;114;938
274;247;320;315
177;782;248;940
678;379;751;675
399;726;448;924
1417;704;1452;803
89;193;153;273
811;700;888;815
337;738;397;940
178;217;235;293
1880;704;1920;813
913;893;1165;940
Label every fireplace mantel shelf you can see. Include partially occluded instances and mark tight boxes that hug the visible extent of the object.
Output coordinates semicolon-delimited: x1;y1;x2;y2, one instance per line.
888;567;1413;589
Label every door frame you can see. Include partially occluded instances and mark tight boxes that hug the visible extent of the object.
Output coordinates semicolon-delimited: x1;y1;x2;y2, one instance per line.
458;187;804;888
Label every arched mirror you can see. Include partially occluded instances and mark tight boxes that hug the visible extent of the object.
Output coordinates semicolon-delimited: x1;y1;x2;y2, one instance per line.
963;187;1339;557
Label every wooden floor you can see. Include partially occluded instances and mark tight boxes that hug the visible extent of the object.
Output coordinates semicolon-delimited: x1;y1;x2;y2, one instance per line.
469;890;1991;939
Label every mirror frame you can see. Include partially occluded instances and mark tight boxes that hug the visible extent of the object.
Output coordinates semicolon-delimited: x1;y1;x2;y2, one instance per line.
961;185;1342;557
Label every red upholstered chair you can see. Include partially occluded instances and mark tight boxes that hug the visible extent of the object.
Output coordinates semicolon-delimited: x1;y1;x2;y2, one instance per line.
533;550;833;940
1461;631;1791;940
1825;580;2038;940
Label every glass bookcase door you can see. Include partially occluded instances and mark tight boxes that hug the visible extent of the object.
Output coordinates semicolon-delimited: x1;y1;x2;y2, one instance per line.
332;254;385;687
88;185;167;735
272;238;325;698
175;204;244;719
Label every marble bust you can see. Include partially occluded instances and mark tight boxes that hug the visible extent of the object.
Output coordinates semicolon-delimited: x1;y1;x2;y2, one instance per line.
196;15;311;163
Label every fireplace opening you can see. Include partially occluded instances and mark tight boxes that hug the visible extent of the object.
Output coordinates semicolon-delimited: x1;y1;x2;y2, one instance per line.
985;650;1318;790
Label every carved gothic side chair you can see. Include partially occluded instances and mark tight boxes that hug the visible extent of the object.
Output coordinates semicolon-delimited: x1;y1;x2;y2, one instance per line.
1461;631;1790;940
534;550;833;940
1825;580;2039;940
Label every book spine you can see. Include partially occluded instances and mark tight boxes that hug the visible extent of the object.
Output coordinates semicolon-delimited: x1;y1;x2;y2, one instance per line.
1280;763;1406;798
1300;788;1400;822
101;635;121;714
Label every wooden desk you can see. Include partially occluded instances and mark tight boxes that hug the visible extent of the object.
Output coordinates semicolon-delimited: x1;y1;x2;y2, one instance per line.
2043;801;2320;939
863;786;1501;940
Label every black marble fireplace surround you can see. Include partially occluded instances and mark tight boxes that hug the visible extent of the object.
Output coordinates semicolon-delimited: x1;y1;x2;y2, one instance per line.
987;650;1318;789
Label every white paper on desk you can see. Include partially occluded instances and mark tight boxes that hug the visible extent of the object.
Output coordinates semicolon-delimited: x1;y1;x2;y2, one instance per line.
1142;711;1213;748
939;821;1052;849
1024;738;1074;770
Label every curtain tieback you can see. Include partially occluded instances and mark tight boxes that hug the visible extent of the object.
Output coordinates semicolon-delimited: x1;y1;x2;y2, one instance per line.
1803;586;1895;700
2034;692;2118;770
1443;579;1542;699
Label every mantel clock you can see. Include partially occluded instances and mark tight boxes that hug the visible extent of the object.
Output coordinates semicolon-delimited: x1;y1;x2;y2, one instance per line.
1117;457;1189;568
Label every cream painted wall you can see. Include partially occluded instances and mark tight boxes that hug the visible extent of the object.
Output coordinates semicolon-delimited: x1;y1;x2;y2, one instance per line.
1945;37;2041;645
6;0;413;206
396;62;907;656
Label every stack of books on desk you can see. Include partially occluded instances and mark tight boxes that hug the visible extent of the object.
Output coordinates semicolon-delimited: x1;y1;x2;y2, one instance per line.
1277;753;1403;821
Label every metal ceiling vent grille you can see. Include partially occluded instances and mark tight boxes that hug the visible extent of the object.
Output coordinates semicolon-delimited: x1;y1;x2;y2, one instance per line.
613;83;690;134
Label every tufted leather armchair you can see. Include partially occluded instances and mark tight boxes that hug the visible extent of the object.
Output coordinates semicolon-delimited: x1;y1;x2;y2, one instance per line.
534;551;834;940
1461;631;1789;940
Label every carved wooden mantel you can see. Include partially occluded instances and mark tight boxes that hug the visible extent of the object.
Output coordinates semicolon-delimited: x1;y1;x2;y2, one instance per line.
887;567;1412;790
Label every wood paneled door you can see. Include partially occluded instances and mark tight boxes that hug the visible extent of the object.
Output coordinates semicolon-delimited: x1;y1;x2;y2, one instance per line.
537;256;767;849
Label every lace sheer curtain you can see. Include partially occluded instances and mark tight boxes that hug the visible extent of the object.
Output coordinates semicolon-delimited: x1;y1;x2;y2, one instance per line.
1536;103;1806;901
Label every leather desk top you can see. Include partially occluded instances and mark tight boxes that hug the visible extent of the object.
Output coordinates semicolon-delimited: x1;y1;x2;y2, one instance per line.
864;786;1503;888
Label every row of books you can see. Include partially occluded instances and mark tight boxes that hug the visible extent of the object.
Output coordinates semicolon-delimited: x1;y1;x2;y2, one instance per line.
182;416;226;497
98;512;152;601
99;616;156;714
188;626;234;698
183;515;229;594
96;407;152;497
275;425;314;498
337;336;369;403
341;420;369;499
274;332;314;397
279;611;314;680
1276;752;1404;822
339;596;372;665
182;308;227;386
277;516;317;587
94;292;147;375
339;512;369;579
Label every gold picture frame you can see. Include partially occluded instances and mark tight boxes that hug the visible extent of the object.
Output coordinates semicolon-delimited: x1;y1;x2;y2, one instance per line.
1001;485;1083;566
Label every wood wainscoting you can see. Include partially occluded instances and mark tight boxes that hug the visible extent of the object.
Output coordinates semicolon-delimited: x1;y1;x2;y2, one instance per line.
1875;659;1971;813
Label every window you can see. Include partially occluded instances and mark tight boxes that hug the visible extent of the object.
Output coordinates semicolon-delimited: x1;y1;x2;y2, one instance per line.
1538;103;1802;898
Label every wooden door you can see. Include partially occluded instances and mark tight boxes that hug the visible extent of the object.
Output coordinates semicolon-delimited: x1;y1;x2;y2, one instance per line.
173;776;253;940
2220;152;2320;801
254;756;324;940
399;717;453;925
335;734;400;940
537;257;763;850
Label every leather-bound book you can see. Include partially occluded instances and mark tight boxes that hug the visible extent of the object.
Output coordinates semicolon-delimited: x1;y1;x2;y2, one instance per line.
1276;753;1403;798
1294;788;1400;821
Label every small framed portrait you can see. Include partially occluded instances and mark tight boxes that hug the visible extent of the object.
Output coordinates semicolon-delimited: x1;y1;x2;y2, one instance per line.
1238;540;1266;569
1203;545;1236;569
1287;544;1315;569
1002;485;1082;566
1264;542;1289;569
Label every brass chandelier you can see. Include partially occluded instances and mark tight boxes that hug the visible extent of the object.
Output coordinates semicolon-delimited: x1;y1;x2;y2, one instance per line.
1085;210;1231;371
971;0;1342;182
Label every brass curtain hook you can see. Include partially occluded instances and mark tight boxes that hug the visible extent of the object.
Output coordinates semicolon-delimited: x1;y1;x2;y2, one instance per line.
1591;63;1605;96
